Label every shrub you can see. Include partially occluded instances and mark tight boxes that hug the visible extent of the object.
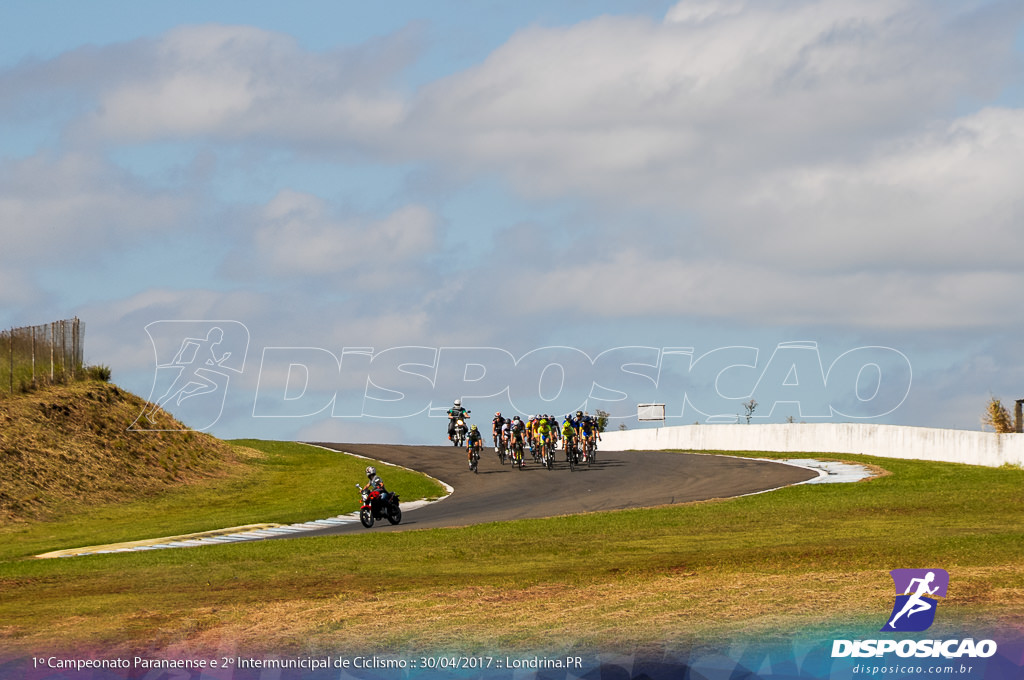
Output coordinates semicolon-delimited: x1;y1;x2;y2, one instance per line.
982;396;1014;433
85;364;112;382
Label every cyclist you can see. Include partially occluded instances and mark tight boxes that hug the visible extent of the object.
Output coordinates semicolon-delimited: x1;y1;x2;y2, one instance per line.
466;424;485;467
561;416;577;461
579;412;600;457
491;411;506;450
509;416;527;464
535;416;553;462
496;418;510;460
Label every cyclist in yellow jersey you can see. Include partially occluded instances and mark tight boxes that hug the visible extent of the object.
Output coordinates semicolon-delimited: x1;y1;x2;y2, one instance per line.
561;417;576;458
529;416;539;459
534;416;552;461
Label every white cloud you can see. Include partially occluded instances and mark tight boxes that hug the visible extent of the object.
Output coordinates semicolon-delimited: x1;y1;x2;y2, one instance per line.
498;249;1024;330
712;107;1024;271
74;24;413;147
0;152;191;261
247;190;437;278
76;287;268;373
406;0;1019;203
0;266;43;308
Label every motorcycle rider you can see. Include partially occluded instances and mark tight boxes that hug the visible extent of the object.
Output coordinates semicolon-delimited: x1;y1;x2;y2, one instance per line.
362;466;391;507
447;399;470;441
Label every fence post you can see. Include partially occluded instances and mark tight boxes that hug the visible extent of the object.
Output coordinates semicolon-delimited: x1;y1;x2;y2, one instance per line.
31;325;36;387
50;322;55;383
8;328;12;395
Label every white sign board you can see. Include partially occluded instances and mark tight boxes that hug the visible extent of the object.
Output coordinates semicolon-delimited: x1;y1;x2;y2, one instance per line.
637;403;666;422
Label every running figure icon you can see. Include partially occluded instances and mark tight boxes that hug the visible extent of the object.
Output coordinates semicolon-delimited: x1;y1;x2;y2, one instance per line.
887;571;938;628
882;568;949;632
144;327;232;421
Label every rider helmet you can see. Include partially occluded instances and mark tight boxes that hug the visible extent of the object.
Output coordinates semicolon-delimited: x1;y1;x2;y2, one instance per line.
365;466;376;479
471;424;478;431
576;410;583;417
454;399;461;406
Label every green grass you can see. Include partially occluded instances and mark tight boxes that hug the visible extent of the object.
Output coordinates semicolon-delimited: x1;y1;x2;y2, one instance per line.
0;449;1021;655
0;440;446;562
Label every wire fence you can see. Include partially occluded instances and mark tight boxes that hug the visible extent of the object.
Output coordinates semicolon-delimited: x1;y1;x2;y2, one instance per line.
0;318;85;395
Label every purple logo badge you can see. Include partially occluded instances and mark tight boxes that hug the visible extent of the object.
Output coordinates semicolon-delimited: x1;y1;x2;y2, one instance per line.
882;568;949;632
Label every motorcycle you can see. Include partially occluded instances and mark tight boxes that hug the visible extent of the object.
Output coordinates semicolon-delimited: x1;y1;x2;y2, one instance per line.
356;484;402;528
450;416;469;447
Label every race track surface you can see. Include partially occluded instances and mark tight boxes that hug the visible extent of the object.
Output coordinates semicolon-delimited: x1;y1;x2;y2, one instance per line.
302;443;818;536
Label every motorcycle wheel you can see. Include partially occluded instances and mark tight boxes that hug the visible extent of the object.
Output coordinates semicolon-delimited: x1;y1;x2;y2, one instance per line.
360;507;374;528
387;504;402;525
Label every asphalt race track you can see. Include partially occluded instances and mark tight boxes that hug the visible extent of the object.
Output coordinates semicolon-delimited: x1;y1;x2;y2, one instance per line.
301;443;819;536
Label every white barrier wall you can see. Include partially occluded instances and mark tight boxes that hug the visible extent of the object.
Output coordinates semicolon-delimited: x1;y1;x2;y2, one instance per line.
599;423;1024;468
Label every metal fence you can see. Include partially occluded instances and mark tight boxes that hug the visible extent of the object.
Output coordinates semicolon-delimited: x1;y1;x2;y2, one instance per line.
0;317;84;394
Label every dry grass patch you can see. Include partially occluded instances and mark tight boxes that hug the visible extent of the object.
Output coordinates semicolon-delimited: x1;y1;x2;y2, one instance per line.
0;380;252;522
97;566;1023;657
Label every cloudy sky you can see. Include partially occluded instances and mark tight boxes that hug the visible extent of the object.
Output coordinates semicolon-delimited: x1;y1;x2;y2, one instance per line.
2;0;1022;443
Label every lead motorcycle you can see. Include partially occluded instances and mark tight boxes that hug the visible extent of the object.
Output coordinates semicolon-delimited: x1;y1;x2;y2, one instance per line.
450;418;469;447
356;484;402;528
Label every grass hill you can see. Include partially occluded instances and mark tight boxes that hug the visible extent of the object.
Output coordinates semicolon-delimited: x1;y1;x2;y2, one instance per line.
0;379;245;523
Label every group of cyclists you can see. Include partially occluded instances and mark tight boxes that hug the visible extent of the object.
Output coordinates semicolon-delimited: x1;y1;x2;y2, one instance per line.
447;399;602;470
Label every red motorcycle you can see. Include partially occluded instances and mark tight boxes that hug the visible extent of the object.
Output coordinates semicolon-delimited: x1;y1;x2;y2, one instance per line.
356;484;402;528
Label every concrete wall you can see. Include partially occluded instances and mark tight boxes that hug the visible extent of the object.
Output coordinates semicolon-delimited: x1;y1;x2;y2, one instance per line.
599;423;1024;468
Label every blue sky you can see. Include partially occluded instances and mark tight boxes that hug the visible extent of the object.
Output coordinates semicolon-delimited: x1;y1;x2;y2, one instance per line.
2;1;1023;444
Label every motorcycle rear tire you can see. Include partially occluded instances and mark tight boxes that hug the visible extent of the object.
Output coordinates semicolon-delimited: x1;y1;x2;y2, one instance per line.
387;504;402;525
360;508;374;528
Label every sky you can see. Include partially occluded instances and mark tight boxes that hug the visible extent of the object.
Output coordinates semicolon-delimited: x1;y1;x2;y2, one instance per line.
2;0;1023;444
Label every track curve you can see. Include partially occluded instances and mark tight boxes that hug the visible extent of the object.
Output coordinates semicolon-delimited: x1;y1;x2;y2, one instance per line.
302;443;818;536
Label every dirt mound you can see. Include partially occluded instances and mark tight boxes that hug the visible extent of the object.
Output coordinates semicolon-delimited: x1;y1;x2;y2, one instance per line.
0;380;245;522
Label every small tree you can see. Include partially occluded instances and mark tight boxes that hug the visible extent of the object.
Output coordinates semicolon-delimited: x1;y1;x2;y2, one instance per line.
743;398;758;424
594;409;610;433
982;397;1014;433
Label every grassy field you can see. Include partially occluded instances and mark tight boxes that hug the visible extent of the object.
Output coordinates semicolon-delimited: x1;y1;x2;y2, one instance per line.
1;442;1021;658
0;440;445;562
